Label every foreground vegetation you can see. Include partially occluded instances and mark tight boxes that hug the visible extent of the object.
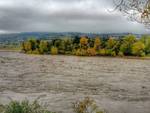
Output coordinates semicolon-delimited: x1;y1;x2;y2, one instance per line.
0;97;104;113
21;35;150;57
0;100;52;113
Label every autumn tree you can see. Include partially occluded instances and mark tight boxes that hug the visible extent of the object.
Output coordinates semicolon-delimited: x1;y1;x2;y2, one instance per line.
94;37;101;51
80;36;88;49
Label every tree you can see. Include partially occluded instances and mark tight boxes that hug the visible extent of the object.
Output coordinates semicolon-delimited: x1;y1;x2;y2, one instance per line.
24;41;32;52
120;35;136;55
58;40;65;54
132;41;145;56
80;37;88;47
39;40;49;54
113;0;150;27
106;37;118;49
64;38;73;53
140;35;150;54
94;37;101;51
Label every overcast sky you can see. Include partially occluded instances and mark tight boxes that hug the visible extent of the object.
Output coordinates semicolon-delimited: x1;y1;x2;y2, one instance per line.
0;0;149;34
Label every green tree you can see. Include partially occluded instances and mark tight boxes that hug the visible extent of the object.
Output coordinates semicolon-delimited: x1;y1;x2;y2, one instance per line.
120;35;136;55
140;35;150;55
64;38;73;54
132;41;145;56
58;40;65;54
106;37;117;49
39;40;49;54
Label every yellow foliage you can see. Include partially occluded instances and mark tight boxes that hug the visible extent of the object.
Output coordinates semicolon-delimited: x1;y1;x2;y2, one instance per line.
76;49;87;56
80;37;88;46
51;47;58;55
87;48;96;56
94;37;101;50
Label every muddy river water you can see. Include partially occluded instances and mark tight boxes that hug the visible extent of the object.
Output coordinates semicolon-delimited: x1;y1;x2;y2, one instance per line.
0;51;150;113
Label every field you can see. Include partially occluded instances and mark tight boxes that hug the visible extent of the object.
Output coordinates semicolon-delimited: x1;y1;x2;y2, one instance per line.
0;51;150;113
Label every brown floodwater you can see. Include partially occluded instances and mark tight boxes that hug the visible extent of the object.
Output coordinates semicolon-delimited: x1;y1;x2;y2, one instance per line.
0;51;150;113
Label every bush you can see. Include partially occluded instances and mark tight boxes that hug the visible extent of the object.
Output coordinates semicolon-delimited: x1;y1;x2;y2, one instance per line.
51;47;58;55
3;100;52;113
32;49;41;54
26;51;33;54
76;49;87;56
99;49;106;56
73;97;104;113
105;49;112;56
87;48;96;56
118;51;124;57
110;51;116;57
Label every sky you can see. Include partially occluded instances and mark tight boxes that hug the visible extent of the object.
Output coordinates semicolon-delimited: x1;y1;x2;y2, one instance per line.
0;0;149;34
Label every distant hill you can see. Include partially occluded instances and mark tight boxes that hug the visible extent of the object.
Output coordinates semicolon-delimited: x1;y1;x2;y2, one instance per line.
0;32;146;44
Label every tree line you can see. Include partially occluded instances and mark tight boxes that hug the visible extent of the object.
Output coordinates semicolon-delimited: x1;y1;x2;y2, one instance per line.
21;35;150;57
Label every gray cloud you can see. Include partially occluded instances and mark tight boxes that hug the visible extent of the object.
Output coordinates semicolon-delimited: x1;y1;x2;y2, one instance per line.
0;0;149;33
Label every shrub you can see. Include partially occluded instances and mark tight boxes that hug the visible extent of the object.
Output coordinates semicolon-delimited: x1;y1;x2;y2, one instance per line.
118;51;124;57
3;100;52;113
110;51;116;57
87;48;96;56
51;47;58;55
32;49;41;54
99;49;106;56
105;49;112;56
140;52;146;57
26;50;33;54
73;97;104;113
76;49;87;56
